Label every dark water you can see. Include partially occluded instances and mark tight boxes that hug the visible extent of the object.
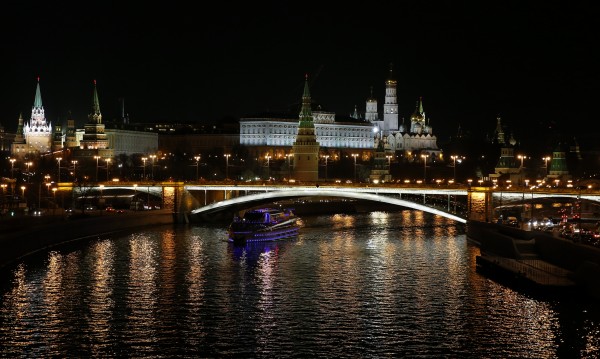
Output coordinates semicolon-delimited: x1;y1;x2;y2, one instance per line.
1;210;599;358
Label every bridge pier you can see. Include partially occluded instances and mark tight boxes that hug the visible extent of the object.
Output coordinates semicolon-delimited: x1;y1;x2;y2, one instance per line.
467;188;493;222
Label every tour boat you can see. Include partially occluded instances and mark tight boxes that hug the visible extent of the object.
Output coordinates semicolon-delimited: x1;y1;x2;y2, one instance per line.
228;208;300;243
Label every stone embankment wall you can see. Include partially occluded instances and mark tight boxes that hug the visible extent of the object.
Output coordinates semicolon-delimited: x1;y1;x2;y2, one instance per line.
0;210;174;269
467;220;600;298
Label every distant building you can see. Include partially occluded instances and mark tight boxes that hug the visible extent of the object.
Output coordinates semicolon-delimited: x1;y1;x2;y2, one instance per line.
366;64;440;162
72;81;157;158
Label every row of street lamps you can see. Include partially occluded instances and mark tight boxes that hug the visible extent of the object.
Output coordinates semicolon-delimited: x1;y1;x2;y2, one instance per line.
4;152;554;184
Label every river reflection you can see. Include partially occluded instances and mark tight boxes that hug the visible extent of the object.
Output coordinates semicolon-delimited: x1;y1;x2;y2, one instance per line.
0;210;599;357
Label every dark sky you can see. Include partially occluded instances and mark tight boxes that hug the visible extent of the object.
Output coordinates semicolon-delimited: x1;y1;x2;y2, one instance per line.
1;1;598;144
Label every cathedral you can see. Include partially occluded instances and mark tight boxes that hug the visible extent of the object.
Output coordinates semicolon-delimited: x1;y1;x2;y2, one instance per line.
368;64;441;162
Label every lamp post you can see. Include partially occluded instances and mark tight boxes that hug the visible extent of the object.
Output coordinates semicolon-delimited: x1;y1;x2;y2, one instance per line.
9;158;16;179
322;155;329;180
71;160;78;180
224;154;231;180
543;156;551;175
194;156;201;181
450;155;458;182
421;154;429;183
142;157;147;180
265;155;271;180
386;155;392;170
24;161;33;183
149;155;156;179
52;188;57;215
517;154;525;168
286;153;293;179
56;157;62;182
21;185;26;206
352;154;358;182
94;155;100;182
133;184;138;209
105;158;111;181
99;184;104;209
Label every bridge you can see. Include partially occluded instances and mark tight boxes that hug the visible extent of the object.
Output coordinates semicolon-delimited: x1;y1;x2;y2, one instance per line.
185;184;468;223
65;181;600;224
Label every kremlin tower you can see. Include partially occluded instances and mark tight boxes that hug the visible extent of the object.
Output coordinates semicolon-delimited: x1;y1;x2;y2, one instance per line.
292;75;320;182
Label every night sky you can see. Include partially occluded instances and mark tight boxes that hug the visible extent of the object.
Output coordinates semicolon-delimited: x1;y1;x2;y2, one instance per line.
1;1;597;145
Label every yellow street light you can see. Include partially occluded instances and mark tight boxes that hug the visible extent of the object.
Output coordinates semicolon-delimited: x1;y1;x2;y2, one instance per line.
224;154;231;180
352;153;358;181
94;155;101;181
421;154;429;183
9;158;16;178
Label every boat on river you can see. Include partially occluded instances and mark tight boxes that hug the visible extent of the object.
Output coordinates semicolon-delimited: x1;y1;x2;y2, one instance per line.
228;208;300;243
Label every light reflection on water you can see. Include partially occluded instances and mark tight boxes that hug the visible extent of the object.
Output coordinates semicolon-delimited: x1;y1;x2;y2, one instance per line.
0;210;599;357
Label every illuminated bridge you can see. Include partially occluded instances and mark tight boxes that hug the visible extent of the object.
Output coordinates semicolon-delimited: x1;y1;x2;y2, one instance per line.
68;182;600;224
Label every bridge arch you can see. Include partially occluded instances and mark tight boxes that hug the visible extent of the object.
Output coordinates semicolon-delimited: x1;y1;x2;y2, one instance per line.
189;189;467;223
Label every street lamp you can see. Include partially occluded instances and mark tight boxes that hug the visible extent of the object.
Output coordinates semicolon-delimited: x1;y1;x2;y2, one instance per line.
322;155;329;180
133;183;138;208
286;153;293;179
265;155;271;179
517;154;525;168
142;157;147;180
386;155;392;170
105;158;111;181
543;156;551;174
421;154;429;183
450;155;459;182
52;188;57;214
194;155;201;181
25;161;33;183
56;157;62;182
351;154;358;182
21;185;26;206
94;155;100;181
9;158;16;179
149;155;156;179
71;160;78;179
224;154;231;180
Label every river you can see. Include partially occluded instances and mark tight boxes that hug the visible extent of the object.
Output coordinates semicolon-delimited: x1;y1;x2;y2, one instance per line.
0;210;599;358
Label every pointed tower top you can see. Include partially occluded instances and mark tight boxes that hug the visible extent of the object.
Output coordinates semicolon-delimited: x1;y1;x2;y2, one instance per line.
92;80;101;115
33;78;43;108
303;74;311;99
418;96;424;114
298;75;314;129
386;62;397;85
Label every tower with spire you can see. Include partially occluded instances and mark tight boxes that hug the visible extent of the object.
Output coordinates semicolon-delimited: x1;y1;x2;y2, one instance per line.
409;97;427;133
292;75;320;182
11;78;53;158
79;80;109;151
383;63;399;134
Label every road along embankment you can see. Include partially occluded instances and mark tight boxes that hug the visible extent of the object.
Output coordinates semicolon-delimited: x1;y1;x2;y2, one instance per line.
0;210;175;269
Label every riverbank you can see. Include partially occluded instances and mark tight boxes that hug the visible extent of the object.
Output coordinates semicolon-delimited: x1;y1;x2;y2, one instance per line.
0;209;175;269
467;220;600;298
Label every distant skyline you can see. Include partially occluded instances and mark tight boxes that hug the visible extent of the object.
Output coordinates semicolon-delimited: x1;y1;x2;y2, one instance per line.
1;1;597;144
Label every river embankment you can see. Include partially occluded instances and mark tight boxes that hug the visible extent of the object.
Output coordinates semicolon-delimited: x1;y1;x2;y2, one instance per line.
467;219;600;298
0;209;175;269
